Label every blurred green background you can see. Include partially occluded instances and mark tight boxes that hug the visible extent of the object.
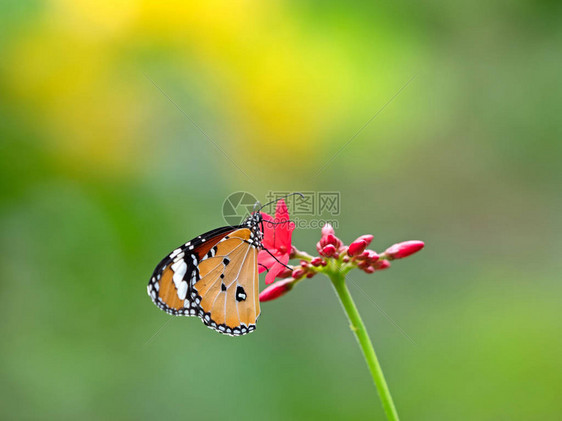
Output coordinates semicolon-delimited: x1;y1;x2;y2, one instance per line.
1;1;561;419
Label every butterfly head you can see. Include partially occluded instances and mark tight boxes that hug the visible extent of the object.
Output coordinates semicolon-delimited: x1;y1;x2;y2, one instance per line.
243;211;264;248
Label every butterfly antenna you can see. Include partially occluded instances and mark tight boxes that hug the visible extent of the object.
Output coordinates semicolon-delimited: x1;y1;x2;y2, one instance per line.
264;219;295;226
257;192;304;212
261;246;292;271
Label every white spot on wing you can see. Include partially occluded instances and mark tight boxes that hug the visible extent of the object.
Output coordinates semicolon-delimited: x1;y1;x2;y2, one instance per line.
170;248;182;258
177;281;188;300
171;260;187;289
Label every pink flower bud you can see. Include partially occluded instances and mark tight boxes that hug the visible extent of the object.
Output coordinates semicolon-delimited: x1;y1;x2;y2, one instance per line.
321;223;335;237
310;257;324;267
300;260;309;268
365;250;379;263
357;260;370;270
364;266;375;274
317;225;343;254
374;260;390;270
348;235;374;257
306;271;315;278
319;244;337;257
383;241;425;260
348;242;367;257
292;268;305;279
357;250;371;260
289;245;298;259
259;279;295;302
359;234;374;245
276;266;293;279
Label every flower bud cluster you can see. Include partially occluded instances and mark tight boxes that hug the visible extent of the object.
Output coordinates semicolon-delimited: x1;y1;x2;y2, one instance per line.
260;222;424;302
316;224;343;258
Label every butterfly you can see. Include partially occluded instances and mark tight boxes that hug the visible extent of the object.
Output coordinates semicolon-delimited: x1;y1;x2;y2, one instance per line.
147;210;265;336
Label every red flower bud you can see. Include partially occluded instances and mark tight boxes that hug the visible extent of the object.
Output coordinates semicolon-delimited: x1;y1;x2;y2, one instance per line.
383;241;425;260
347;235;374;257
306;271;315;278
289;245;298;259
259;278;295;302
358;250;370;259
357;260;370;270
365;250;379;263
319;244;337;257
317;224;343;254
300;260;309;268
292;268;305;279
364;266;376;274
310;257;324;267
374;259;390;270
359;234;374;245
356;249;379;263
276;266;293;279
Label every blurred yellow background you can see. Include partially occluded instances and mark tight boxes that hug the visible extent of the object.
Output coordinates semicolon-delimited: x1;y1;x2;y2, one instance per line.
1;0;561;419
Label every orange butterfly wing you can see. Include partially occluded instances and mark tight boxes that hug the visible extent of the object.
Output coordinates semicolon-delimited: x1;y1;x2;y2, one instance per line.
193;228;260;335
148;226;262;336
148;226;237;316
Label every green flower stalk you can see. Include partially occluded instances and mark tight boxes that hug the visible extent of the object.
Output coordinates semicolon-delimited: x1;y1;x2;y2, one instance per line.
259;210;424;421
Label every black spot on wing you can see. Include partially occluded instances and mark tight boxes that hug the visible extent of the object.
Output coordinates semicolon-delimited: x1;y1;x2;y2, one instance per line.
236;286;246;302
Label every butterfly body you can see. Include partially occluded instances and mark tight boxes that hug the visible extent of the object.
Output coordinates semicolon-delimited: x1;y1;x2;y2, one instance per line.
147;212;264;336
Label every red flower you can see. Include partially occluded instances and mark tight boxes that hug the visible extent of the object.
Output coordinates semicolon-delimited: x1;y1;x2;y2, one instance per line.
258;199;295;284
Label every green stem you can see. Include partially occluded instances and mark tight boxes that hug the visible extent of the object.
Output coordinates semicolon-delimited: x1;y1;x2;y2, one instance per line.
291;248;314;261
329;271;400;421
